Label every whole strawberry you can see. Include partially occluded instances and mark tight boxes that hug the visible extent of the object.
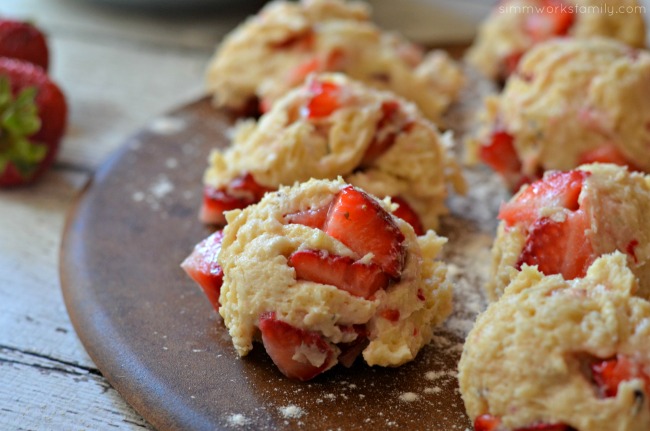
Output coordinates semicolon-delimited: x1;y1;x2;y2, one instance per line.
0;19;49;70
0;58;67;187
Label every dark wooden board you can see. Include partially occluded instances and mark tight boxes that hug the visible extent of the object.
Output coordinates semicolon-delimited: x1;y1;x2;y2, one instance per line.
60;89;500;430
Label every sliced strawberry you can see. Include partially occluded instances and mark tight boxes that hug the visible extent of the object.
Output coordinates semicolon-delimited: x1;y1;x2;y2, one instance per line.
592;355;650;398
524;0;575;42
0;58;67;187
288;249;388;299
200;173;274;224
627;239;640;264
474;414;501;431
181;230;225;311
258;312;337;381
379;309;400;322
302;79;341;119
324;186;406;278
361;101;409;165
479;130;521;177
499;51;524;82
284;203;332;230
287;49;346;88
499;170;590;228
287;57;322;87
391;196;424;235
577;144;640;171
0;19;49;70
516;211;593;280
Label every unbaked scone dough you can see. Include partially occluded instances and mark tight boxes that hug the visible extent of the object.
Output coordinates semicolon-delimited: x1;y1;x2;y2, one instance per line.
460;253;650;431
487;164;650;301
218;178;453;373
471;37;650;189
206;0;464;125
202;73;465;231
466;0;646;80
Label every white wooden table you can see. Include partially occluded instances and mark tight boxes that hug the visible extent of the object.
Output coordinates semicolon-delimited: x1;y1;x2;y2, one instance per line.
3;0;644;429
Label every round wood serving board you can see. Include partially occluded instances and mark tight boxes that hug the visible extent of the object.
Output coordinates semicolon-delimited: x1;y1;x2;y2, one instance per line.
60;84;505;430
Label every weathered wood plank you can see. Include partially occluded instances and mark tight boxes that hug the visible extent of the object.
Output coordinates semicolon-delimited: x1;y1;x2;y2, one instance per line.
0;347;152;430
0;169;95;367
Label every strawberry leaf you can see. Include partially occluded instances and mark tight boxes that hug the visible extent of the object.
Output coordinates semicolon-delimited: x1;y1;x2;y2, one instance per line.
0;75;45;176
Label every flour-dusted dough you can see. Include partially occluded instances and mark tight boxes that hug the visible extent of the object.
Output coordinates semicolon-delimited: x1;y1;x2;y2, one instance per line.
204;73;465;231
487;164;650;301
460;253;650;431
471;37;650;188
218;178;452;368
466;0;646;80
206;0;464;125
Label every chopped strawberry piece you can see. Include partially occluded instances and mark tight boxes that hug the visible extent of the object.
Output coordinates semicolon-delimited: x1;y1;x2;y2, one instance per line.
474;414;501;431
284;203;332;230
287;57;322;87
592;355;650;398
181;230;225;311
501;51;524;79
577;144;640;171
302;79;341;119
479;130;521;177
289;249;389;299
499;170;590;228
516;211;593;280
524;0;575;42
391;196;425;235
379;309;400;322
361;101;406;165
627;239;640;264
259;97;272;113
324;186;406;278
259;312;337;381
417;289;425;301
200;173;273;224
229;172;272;200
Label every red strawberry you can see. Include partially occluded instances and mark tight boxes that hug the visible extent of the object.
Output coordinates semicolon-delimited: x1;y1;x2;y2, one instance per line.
592;355;650;398
516;211;593;280
200;172;273;224
288;249;389;299
302;79;341;119
499;170;590;228
391;196;424;235
474;415;501;431
181;230;225;311
0;20;49;70
524;0;575;42
324;186;406;278
361;101;412;166
0;58;67;187
479;130;521;179
258;312;337;381
501;51;524;80
577;144;640;171
517;424;572;431
284;203;332;229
